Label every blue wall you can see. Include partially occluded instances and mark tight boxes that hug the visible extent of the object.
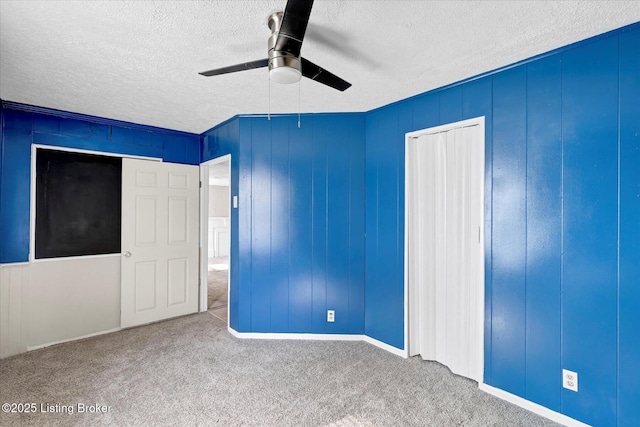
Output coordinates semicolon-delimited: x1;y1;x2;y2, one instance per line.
0;102;200;263
364;25;640;427
203;114;366;334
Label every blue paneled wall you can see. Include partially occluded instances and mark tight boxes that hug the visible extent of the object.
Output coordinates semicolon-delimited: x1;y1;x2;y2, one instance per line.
0;102;200;263
203;114;366;334
364;25;640;427
618;28;640;427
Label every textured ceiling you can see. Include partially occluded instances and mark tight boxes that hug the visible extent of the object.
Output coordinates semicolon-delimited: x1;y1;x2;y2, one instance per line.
1;1;639;134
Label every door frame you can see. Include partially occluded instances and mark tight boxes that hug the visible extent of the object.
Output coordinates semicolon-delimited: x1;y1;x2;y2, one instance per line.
199;154;231;314
403;116;485;382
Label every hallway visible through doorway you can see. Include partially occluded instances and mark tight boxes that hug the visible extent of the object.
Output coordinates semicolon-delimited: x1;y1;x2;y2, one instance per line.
201;155;231;323
208;255;228;321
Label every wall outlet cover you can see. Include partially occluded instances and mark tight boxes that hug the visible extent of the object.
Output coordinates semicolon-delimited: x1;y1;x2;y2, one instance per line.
327;310;335;322
563;369;578;392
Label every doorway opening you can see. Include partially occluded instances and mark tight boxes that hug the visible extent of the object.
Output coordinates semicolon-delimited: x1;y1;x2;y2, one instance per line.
404;117;485;383
200;155;231;323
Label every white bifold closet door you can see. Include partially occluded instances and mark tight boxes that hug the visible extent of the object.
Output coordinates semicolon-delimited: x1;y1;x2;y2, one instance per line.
407;123;484;383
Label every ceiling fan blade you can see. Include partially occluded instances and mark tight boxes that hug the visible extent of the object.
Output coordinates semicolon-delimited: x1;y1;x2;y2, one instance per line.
199;59;269;77
274;0;314;57
301;57;351;91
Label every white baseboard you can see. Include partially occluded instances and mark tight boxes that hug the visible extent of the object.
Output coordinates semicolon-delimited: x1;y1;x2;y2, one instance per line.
227;328;364;342
362;335;407;358
479;383;591;427
27;327;121;352
227;327;407;358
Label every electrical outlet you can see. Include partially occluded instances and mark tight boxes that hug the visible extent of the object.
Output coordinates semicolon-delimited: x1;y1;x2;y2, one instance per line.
327;310;335;322
563;369;578;392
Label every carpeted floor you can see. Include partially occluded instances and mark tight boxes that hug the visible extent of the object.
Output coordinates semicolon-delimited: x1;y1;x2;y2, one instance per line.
0;313;560;427
207;256;228;319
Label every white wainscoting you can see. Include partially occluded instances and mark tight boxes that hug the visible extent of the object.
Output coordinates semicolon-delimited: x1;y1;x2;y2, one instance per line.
0;263;30;358
28;256;121;349
0;256;121;358
208;217;229;257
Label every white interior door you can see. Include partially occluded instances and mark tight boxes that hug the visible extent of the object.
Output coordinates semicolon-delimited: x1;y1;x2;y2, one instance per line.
121;159;200;328
407;118;484;383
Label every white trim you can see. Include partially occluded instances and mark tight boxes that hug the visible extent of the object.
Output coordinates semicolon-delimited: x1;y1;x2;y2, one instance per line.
0;262;30;267
29;144;162;262
405;117;484;139
32;144;162;161
30;253;121;263
30;145;36;262
362;335;407;358
479;383;591;427
227;327;407;357
26;327;121;352
404;116;486;381
228;328;364;342
199;155;231;315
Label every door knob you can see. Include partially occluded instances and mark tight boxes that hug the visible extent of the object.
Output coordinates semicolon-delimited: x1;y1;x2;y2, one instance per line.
123;251;132;257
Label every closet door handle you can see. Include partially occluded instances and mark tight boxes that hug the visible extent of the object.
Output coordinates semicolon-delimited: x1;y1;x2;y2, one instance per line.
123;251;132;258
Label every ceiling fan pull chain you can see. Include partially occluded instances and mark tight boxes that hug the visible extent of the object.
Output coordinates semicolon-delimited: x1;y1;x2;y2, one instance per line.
268;76;271;121
298;80;301;128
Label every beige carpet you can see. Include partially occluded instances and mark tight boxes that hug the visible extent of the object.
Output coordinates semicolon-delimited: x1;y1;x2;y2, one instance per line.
207;256;228;311
0;313;560;427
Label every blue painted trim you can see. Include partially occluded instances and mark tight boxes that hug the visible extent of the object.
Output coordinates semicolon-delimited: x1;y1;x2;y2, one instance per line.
1;100;198;138
368;21;640;115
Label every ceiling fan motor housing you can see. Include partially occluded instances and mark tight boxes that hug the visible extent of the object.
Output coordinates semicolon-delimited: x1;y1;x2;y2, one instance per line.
267;11;302;83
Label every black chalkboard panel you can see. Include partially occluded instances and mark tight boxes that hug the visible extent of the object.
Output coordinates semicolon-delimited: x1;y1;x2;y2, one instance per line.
35;149;122;259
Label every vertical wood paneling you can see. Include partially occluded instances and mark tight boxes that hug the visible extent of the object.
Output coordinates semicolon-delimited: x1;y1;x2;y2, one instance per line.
269;118;290;331
348;116;366;334
395;102;413;349
461;76;493;383
0;264;28;358
376;107;398;343
326;117;350;331
617;27;640;427
364;106;405;349
0;123;32;263
411;92;440;132
288;120;314;332
237;118;253;331
214;114;365;335
364;110;381;338
250;118;272;332
439;85;463;124
561;37;619;427
311;116;329;332
525;55;562;411
490;65;528;396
